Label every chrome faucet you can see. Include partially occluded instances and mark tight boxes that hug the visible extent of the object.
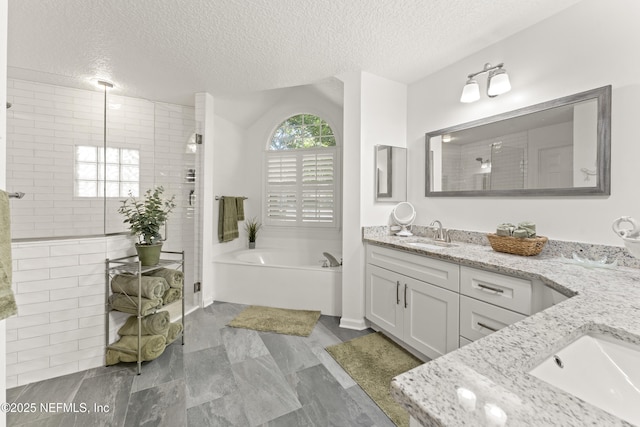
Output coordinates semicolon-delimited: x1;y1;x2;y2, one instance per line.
323;252;342;267
428;220;453;243
429;220;445;241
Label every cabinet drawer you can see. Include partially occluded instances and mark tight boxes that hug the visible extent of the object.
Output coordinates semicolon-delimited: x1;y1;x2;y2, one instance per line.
366;244;459;292
459;295;526;342
460;266;532;314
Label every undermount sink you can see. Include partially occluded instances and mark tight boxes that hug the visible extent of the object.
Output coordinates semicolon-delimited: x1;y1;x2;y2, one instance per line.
529;333;640;425
406;241;458;250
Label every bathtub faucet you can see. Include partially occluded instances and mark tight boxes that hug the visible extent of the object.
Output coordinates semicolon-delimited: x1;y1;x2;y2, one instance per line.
323;252;342;267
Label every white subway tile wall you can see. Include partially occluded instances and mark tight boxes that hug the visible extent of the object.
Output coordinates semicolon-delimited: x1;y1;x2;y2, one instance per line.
5;79;198;386
7;235;134;387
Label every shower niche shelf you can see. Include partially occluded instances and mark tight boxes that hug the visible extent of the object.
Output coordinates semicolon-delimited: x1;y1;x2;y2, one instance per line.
105;250;185;375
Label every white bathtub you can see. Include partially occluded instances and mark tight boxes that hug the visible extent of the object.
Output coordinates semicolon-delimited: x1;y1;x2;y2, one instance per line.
213;248;342;316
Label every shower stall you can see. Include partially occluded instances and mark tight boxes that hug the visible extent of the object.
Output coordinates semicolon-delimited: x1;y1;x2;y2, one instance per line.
5;78;202;386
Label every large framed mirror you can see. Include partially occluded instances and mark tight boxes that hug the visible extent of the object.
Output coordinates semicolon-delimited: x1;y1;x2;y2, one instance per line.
376;145;407;202
425;85;611;197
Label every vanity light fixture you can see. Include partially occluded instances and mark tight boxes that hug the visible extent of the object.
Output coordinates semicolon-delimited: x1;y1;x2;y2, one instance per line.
460;63;511;103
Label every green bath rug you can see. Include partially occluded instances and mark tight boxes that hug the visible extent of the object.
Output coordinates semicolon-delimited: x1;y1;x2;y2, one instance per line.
325;332;423;427
227;305;321;337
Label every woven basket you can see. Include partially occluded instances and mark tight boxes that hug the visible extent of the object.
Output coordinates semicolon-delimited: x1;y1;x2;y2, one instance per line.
486;233;548;256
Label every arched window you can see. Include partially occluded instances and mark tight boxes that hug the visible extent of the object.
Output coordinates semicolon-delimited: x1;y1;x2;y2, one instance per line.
265;114;339;227
269;114;336;150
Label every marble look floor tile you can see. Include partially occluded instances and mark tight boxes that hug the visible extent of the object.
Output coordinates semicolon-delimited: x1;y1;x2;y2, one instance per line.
206;302;247;325
307;320;343;349
261;406;315;427
260;332;321;375
346;385;395;427
186;392;249;427
6;304;384;427
290;364;376;427
7;370;87;426
83;363;137;379
124;379;187;427
221;327;269;364
54;369;134;427
232;354;301;426
183;308;223;354
132;341;185;393
6;384;27;404
184;345;238;409
11;413;66;427
308;346;357;389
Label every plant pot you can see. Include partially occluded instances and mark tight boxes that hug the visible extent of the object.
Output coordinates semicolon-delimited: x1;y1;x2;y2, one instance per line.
136;242;163;266
249;241;256;249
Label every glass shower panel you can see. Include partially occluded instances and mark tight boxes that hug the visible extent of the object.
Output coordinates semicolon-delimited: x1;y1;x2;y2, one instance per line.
6;81;105;239
149;103;197;309
6;79;201;310
103;94;156;235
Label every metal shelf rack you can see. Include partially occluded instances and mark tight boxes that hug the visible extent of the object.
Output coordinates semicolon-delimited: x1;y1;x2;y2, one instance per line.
105;250;185;375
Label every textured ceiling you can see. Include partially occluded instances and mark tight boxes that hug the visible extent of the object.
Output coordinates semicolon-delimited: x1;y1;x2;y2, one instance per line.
8;0;581;116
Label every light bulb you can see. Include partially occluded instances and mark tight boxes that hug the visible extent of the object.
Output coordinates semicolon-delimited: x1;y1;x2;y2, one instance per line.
488;70;511;96
460;80;480;103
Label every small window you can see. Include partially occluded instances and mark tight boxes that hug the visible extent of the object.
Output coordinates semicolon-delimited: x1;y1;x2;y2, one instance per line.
75;146;140;197
265;114;338;227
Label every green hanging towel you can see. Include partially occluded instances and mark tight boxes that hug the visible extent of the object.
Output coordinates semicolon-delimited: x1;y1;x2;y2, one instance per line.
236;197;245;221
218;196;239;242
0;190;17;320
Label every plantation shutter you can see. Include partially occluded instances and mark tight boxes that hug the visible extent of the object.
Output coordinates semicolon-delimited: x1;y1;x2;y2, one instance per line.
265;148;337;226
265;153;298;223
301;151;335;223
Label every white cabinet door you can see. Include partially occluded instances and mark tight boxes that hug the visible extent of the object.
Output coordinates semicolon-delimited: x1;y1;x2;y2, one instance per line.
366;264;404;338
403;276;459;359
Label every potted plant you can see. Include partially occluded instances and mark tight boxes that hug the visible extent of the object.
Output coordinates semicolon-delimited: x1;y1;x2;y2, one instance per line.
118;186;176;266
244;217;262;249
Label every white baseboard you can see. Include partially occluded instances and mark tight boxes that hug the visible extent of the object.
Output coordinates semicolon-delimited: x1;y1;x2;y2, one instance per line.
203;297;214;307
339;317;367;330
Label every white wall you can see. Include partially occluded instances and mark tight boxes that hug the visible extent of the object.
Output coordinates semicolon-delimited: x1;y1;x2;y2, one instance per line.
407;0;640;245
340;72;407;329
361;73;408;224
0;0;8;423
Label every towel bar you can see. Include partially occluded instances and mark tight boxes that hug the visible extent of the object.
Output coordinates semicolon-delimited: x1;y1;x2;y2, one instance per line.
215;195;248;201
8;192;25;199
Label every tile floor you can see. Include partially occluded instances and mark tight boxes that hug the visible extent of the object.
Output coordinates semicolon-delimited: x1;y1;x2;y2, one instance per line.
6;302;398;426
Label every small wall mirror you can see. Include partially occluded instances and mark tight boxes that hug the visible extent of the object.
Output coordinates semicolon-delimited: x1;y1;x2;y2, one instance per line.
376;145;407;202
426;85;611;197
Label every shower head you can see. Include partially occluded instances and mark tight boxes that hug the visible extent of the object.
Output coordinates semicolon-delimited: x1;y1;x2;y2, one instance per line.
476;157;491;169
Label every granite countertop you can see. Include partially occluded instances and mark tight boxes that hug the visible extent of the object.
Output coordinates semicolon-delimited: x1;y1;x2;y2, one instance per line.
363;232;640;427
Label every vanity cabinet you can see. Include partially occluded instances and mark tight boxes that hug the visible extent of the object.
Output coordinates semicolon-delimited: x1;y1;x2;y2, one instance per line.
365;245;460;359
458;265;566;346
365;243;568;355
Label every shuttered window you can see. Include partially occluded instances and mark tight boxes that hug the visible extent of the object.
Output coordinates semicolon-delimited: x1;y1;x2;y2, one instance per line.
265;114;339;228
